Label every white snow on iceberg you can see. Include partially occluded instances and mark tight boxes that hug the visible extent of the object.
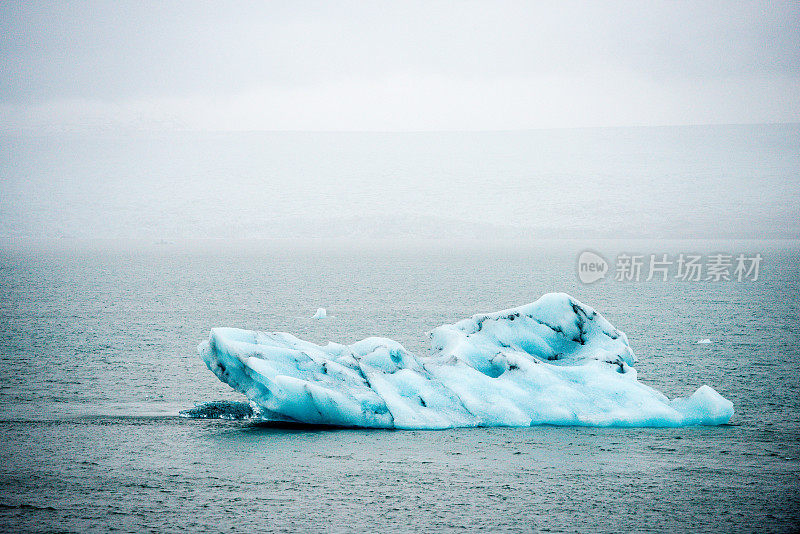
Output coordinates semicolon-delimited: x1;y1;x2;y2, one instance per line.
197;293;733;429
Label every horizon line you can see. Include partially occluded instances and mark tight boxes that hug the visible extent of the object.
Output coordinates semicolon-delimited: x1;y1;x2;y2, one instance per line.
2;120;799;137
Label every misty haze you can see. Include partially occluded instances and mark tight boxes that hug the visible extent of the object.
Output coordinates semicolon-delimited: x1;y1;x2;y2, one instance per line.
2;124;799;244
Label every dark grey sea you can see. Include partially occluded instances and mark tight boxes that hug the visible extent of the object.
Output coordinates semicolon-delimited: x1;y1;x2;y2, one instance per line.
0;239;798;532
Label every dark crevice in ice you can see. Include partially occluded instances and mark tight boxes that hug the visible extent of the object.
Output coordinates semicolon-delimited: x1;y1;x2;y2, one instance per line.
570;302;588;345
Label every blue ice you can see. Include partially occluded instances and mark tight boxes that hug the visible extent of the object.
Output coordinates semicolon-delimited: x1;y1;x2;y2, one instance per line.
197;293;734;429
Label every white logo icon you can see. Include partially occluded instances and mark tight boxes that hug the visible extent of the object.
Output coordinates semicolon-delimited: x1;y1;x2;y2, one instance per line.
577;251;608;284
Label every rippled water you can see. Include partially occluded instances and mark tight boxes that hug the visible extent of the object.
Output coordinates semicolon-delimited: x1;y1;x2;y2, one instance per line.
1;240;798;532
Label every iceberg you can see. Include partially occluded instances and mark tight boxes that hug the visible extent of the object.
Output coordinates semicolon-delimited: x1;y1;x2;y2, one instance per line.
197;293;733;429
312;308;327;319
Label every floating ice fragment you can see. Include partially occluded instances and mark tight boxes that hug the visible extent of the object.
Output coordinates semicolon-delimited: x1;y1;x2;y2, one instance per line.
197;293;734;429
179;400;254;420
313;308;327;319
697;339;712;344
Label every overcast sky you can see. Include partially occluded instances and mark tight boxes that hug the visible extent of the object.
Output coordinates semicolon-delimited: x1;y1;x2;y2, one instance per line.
1;0;799;132
0;2;798;241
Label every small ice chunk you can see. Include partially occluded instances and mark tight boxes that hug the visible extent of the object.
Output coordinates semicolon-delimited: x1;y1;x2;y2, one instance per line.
696;339;712;344
179;400;254;420
313;308;327;319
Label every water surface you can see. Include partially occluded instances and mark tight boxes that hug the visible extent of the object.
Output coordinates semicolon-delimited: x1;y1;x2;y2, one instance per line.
0;240;798;532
